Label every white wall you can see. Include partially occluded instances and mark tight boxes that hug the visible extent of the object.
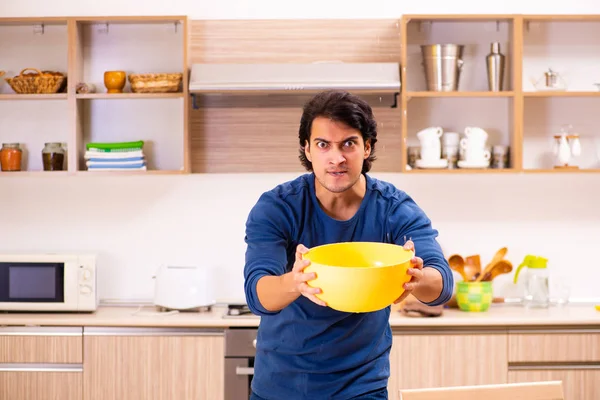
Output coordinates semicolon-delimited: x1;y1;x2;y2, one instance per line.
1;172;598;304
2;0;600;19
1;0;600;305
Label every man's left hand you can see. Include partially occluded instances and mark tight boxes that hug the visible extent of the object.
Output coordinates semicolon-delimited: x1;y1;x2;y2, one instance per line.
393;240;424;304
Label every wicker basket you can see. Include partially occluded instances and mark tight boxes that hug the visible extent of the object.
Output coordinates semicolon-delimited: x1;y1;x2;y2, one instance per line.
5;68;66;94
128;73;183;93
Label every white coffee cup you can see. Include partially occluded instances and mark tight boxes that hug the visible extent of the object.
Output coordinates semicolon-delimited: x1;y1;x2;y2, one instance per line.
460;136;487;152
464;147;491;164
443;132;460;147
464;126;488;142
420;145;441;162
417;127;443;148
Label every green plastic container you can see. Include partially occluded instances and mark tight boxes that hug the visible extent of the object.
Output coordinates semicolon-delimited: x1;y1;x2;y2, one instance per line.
456;281;493;312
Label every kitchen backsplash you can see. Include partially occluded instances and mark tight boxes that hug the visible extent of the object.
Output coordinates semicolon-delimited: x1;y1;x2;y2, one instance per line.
0;172;598;303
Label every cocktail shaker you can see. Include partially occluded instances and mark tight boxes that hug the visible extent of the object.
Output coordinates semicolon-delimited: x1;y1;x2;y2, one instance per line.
486;42;505;91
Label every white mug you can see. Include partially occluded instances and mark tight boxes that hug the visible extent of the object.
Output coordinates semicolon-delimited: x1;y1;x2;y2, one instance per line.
443;132;460;146
420;146;441;162
464;148;491;163
464;126;488;142
460;137;487;151
417;127;443;147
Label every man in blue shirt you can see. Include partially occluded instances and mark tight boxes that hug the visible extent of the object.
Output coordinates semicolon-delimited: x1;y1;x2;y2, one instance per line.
244;90;454;400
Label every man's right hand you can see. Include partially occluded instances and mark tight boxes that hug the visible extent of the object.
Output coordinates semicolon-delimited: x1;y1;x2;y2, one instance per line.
290;244;327;307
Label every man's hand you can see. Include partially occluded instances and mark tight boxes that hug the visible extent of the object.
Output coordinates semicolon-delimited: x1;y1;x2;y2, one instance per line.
394;240;424;304
290;244;327;307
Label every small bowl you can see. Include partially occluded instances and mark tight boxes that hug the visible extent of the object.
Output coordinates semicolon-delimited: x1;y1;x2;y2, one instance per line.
456;281;493;312
303;242;414;313
104;70;126;93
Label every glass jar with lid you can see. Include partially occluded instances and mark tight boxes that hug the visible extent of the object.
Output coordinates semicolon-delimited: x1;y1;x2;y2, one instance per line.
0;143;22;172
42;142;65;171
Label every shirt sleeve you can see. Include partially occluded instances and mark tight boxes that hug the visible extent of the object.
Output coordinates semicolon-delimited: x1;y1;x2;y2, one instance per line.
389;195;454;307
243;191;294;316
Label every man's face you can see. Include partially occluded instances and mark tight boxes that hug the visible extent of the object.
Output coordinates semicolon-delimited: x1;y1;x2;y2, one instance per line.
304;116;371;194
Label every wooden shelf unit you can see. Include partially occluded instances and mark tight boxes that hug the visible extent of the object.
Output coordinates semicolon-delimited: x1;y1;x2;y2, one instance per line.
2;15;600;175
400;14;600;173
0;16;189;175
400;15;521;174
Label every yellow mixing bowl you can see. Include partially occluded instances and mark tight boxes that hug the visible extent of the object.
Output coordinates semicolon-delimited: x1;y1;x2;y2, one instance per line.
302;242;414;313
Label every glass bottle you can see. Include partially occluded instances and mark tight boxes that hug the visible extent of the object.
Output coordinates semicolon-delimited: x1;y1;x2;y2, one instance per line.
0;143;23;172
42;142;65;171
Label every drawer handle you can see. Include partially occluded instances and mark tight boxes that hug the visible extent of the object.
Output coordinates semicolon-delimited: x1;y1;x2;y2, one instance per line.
0;363;82;372
252;339;257;348
236;367;254;376
0;327;82;336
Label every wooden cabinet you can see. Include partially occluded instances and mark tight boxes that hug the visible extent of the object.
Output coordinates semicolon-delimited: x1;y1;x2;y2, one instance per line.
389;327;600;399
82;327;224;400
0;326;82;363
389;329;508;394
0;327;83;400
0;371;82;400
508;368;600;400
0;16;189;175
1;321;598;400
508;330;600;363
507;329;600;400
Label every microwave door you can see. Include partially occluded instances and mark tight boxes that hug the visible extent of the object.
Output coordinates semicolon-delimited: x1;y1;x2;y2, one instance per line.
0;262;64;303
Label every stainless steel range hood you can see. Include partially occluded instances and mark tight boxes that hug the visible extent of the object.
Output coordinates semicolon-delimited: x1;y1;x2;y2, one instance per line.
188;62;401;94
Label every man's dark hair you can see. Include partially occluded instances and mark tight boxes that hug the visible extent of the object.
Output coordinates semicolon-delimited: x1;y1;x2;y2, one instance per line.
298;90;378;173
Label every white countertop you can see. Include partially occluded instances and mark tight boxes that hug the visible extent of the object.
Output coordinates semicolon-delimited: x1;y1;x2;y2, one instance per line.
1;304;598;329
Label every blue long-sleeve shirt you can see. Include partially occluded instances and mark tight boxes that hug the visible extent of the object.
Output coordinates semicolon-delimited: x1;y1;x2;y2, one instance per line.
244;173;453;400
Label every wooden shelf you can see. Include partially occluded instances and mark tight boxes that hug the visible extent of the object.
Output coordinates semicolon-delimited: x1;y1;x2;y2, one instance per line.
403;15;515;22
0;94;68;100
0;15;189;176
75;93;184;99
75;170;185;176
2;14;600;175
0;171;69;176
406;168;517;174
74;16;185;24
523;91;600;97
69;15;189;174
0;17;68;26
398;14;600;174
406;91;514;98
524;168;600;173
523;15;600;22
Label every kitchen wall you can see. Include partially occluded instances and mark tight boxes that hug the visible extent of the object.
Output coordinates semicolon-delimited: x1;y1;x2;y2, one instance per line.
2;0;600;19
1;0;600;304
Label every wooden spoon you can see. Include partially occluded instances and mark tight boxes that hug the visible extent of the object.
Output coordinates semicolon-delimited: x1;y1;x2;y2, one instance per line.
447;254;468;281
485;247;508;272
481;259;513;281
475;247;508;282
464;255;481;281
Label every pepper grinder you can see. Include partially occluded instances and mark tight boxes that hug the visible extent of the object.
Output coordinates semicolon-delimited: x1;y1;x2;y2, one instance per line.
486;42;505;91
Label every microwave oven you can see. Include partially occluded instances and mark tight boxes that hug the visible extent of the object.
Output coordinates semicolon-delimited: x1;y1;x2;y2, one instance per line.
0;253;97;312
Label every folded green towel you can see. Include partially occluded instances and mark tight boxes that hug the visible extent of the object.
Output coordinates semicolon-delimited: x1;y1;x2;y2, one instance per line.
86;140;144;151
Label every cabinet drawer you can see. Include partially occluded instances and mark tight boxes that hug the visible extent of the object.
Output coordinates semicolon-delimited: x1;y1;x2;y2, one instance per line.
389;331;508;394
0;368;82;400
509;367;600;400
0;327;83;363
509;330;600;363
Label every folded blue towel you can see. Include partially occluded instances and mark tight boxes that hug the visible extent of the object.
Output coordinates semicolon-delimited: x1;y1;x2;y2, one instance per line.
88;162;146;169
88;156;145;162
